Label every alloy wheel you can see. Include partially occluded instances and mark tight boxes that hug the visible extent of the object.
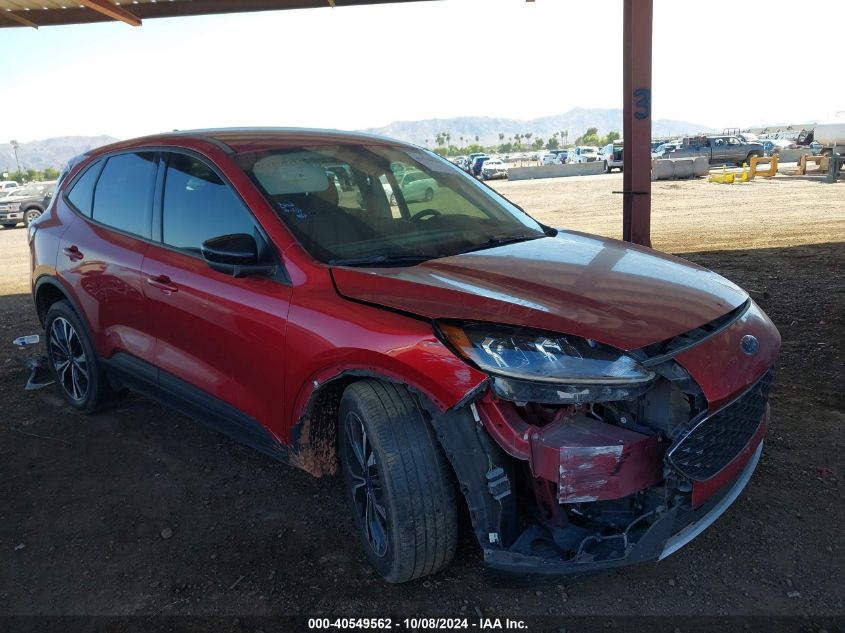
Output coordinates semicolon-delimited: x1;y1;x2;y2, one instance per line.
49;317;89;402
25;210;40;226
343;411;389;557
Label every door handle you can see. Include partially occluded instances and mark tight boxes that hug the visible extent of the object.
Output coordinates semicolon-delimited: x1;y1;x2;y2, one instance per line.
62;245;83;261
146;274;179;293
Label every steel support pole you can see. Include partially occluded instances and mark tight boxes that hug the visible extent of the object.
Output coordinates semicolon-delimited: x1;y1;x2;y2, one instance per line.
622;0;653;247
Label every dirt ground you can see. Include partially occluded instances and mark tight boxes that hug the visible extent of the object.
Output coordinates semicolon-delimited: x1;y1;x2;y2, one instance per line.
0;173;843;624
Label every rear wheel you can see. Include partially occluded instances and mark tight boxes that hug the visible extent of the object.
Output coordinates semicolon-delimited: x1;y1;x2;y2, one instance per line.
44;301;114;412
424;187;434;202
338;380;458;583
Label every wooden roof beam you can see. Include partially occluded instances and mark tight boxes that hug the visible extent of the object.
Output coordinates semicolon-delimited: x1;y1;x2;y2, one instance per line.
1;11;39;28
78;0;141;26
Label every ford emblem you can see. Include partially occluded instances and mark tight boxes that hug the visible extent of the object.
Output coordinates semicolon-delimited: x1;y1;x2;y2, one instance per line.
740;335;759;356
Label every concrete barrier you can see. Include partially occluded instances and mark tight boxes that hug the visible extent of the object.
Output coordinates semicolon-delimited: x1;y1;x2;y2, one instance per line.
673;158;695;178
778;148;815;163
507;161;606;181
652;159;675;180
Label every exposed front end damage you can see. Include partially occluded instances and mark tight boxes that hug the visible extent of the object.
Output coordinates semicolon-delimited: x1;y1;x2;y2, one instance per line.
422;302;779;575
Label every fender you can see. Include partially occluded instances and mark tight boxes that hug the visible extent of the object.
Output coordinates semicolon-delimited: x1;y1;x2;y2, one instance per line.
286;350;488;477
33;275;91;334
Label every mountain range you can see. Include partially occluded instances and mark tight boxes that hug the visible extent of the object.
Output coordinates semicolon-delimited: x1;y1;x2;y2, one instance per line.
0;136;119;173
2;109;716;172
362;108;716;147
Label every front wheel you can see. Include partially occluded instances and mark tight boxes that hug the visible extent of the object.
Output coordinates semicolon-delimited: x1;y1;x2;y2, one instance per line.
339;381;458;583
24;209;41;227
423;187;434;201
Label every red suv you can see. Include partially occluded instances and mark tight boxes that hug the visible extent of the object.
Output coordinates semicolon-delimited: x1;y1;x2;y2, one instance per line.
30;129;780;582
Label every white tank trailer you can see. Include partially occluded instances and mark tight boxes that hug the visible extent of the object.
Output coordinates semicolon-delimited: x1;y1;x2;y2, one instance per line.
812;121;845;149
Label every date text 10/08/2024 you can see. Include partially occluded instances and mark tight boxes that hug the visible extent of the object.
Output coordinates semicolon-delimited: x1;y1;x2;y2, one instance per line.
308;618;528;630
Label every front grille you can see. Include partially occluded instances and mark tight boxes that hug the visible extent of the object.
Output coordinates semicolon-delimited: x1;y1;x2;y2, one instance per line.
668;370;773;481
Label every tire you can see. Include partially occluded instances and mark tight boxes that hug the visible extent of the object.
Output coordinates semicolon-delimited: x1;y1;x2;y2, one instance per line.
424;187;434;202
746;152;762;165
24;208;41;227
44;300;114;413
338;380;458;583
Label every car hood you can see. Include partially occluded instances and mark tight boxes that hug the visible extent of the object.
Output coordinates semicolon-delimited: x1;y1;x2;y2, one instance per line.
330;231;749;351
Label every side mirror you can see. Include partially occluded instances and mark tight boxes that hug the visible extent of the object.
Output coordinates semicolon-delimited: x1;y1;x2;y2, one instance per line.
201;233;275;278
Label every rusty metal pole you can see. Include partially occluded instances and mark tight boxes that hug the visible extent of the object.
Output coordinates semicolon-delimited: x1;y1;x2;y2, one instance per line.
622;0;653;247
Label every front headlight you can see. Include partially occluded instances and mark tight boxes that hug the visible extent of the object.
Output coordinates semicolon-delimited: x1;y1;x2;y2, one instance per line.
438;321;656;404
8;203;20;211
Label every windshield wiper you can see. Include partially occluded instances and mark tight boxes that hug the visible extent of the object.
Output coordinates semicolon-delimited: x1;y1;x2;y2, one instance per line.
459;233;545;255
328;254;437;267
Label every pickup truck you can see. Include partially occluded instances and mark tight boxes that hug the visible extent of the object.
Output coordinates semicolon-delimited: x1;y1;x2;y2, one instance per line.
666;135;764;166
0;180;56;228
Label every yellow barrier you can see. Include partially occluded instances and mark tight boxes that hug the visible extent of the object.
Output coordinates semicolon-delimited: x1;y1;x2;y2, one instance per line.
749;154;779;179
796;154;829;175
709;165;735;184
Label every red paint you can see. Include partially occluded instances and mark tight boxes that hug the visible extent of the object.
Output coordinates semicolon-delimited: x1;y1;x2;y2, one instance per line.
676;301;780;412
332;231;749;351
476;398;664;503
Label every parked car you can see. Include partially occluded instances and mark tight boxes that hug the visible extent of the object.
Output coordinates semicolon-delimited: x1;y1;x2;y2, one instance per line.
542;149;568;165
383;169;438;203
470;155;490;176
1;180;20;191
760;139;793;156
568;146;600;163
31;128;780;583
465;152;487;173
0;180;56;228
599;142;624;172
652;140;682;159
481;158;508;180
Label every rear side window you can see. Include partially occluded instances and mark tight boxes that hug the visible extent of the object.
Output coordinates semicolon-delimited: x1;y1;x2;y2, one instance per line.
162;153;256;253
92;152;157;237
66;160;104;217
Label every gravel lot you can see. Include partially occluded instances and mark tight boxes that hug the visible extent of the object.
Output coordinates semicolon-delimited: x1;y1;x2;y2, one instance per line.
0;173;842;624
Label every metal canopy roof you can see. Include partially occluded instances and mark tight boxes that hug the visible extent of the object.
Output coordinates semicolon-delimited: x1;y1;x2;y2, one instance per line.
0;0;428;28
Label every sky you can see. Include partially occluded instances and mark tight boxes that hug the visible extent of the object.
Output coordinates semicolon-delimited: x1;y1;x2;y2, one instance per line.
1;0;844;143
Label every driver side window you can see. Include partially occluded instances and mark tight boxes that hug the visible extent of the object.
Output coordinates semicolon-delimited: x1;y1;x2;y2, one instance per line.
162;153;258;254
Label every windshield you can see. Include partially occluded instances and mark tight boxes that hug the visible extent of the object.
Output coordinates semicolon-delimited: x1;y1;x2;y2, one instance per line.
241;144;546;265
13;184;48;197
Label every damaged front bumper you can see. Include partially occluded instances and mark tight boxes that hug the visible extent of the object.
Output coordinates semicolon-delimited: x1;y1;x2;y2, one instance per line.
483;438;763;574
425;367;772;576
